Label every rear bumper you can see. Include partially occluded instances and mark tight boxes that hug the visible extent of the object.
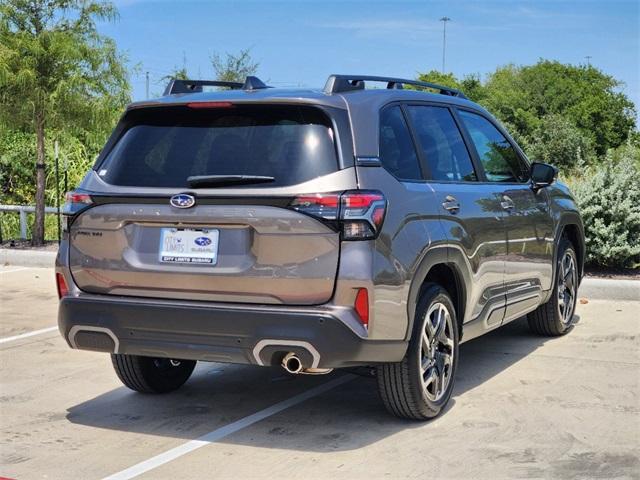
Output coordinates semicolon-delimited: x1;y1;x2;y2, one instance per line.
58;294;407;368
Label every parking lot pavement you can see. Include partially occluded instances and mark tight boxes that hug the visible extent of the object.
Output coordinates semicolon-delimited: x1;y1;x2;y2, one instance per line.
0;266;58;338
1;268;638;480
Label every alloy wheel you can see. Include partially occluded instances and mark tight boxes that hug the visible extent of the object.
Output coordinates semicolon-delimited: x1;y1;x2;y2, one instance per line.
558;251;577;324
420;302;455;402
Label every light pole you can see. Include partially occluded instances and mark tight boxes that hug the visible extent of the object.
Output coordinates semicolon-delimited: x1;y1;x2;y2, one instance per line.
440;16;451;73
585;55;592;67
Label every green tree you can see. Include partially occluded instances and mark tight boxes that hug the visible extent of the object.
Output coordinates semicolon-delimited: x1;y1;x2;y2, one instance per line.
417;61;637;166
0;0;130;245
479;64;538;138
417;70;485;102
482;61;636;156
164;67;189;81
210;48;258;83
417;70;462;90
528;114;594;170
0;129;35;205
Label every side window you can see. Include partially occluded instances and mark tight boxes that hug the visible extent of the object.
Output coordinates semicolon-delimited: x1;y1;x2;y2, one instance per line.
457;110;529;183
407;106;477;182
379;106;422;181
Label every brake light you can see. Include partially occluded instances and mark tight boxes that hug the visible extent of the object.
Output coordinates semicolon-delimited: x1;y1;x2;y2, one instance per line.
56;273;69;299
289;193;340;220
340;191;386;240
62;191;92;215
342;193;384;209
289;190;386;240
354;288;369;327
187;102;234;109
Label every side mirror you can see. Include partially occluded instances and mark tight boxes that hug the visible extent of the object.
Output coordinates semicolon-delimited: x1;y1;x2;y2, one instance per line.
530;162;558;190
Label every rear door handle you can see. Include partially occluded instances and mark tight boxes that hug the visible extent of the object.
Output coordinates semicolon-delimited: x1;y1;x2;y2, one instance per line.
501;195;515;211
442;195;460;214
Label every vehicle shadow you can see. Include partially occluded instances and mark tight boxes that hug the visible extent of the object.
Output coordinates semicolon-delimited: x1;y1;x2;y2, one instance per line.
66;315;580;452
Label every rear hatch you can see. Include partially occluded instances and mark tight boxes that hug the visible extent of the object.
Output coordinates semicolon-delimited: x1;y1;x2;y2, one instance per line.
68;103;353;305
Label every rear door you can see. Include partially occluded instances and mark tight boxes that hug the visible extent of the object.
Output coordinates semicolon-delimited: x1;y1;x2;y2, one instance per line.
456;109;554;322
68;103;353;305
405;104;508;327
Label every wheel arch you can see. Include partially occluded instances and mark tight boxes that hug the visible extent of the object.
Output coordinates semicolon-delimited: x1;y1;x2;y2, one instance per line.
555;214;586;284
540;214;585;305
406;246;471;341
562;223;584;280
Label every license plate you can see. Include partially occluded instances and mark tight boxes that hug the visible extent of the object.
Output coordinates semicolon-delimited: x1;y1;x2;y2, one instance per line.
159;228;219;265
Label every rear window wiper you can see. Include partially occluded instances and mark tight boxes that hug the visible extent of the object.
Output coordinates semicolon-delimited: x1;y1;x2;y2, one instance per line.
186;175;275;188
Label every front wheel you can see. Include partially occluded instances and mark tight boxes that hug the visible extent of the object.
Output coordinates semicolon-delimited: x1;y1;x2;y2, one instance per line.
527;238;578;336
377;284;459;420
111;354;196;393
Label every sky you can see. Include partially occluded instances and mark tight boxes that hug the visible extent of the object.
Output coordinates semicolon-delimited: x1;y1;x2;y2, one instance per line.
103;0;639;115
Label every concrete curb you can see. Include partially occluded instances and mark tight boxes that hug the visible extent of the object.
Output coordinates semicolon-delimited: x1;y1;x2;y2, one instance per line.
0;248;57;268
578;277;639;302
1;247;637;301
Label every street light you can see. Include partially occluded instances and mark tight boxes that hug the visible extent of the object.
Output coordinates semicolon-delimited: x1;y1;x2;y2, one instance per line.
440;16;451;73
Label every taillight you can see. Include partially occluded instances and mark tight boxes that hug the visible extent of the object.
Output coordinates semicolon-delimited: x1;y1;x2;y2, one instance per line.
56;273;69;299
289;193;340;220
62;191;93;215
289;190;386;240
340;191;386;240
354;288;369;328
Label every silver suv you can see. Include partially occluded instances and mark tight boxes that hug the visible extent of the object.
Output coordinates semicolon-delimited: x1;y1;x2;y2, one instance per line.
56;75;585;420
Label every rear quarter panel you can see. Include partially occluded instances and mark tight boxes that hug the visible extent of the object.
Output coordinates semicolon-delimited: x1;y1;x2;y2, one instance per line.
356;167;448;340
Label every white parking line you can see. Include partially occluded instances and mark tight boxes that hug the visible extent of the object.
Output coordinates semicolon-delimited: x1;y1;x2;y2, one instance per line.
102;374;354;480
0;267;29;274
0;326;58;344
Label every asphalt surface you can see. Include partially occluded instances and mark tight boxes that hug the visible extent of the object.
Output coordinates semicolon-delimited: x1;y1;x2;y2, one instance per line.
1;266;639;479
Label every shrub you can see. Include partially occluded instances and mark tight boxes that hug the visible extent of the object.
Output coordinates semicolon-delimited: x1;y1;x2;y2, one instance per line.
569;147;640;268
0;128;93;241
528;114;594;171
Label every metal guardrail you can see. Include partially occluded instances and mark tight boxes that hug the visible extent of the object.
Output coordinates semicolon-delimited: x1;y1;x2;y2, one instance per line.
0;204;59;240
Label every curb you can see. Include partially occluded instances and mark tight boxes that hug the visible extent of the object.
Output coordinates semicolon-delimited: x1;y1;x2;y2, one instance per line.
1;247;637;301
0;248;57;268
578;277;639;302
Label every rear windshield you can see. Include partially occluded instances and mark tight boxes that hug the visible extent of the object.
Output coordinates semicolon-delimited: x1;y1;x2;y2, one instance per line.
97;105;338;188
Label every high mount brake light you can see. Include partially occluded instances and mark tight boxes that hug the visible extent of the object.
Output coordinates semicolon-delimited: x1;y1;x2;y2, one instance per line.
62;191;93;215
187;102;234;109
289;190;386;240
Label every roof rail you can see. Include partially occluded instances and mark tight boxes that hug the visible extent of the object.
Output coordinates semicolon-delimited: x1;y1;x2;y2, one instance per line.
163;76;270;95
323;74;467;99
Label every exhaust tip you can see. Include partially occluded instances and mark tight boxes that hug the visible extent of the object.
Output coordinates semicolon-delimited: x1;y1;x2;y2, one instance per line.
282;352;303;374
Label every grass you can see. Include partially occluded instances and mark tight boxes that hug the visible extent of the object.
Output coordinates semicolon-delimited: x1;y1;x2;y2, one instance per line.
0;211;62;242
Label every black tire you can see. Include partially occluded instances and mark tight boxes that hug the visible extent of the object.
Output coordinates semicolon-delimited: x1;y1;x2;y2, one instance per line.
377;284;459;420
111;354;196;393
527;238;578;336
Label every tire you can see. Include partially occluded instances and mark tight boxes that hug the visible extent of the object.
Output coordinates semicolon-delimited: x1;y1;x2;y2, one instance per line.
377;284;459;420
527;237;578;336
111;354;196;393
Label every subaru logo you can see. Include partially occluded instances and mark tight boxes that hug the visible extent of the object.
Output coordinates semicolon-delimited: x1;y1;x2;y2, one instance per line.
194;236;212;246
170;194;195;209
